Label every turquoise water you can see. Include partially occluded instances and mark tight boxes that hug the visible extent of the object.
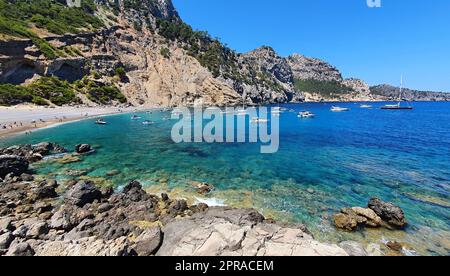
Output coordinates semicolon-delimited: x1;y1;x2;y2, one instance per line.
1;102;449;255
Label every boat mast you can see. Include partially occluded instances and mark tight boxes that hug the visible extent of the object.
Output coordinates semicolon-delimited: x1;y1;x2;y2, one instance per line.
399;75;403;106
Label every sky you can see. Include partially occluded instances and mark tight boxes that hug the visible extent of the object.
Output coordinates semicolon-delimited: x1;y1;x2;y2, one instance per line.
172;0;450;92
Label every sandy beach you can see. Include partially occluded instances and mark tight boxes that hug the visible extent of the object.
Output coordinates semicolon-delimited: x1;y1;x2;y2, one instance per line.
0;105;152;138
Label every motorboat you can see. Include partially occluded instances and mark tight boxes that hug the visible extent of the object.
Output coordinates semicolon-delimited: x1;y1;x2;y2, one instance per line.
272;107;282;114
298;111;315;118
360;104;373;109
95;119;107;125
331;106;350;112
381;103;413;110
131;115;142;120
251;117;269;123
142;120;154;125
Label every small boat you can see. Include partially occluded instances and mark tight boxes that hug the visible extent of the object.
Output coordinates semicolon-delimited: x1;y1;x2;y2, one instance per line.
272;107;282;114
142;120;154;125
95;119;107;125
235;108;248;116
131;115;142;120
360;104;373;109
251;117;269;123
171;110;183;116
331;106;350;112
381;75;413;110
298;111;315;118
381;103;413;110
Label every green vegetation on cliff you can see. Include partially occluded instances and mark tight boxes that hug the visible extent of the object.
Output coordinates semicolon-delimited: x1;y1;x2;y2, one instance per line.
0;0;103;58
0;75;126;106
156;18;242;79
294;78;353;97
74;76;127;105
0;77;79;106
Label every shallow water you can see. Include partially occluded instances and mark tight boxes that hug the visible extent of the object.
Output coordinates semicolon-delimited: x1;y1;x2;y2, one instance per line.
1;102;449;255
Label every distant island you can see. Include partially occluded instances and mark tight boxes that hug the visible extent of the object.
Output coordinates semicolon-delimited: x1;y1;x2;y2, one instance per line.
0;0;448;109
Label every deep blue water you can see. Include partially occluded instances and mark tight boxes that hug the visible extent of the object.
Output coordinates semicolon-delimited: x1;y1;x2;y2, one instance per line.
1;102;449;255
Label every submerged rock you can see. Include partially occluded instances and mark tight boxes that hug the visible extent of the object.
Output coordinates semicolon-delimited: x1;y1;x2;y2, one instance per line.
56;154;82;164
192;181;214;195
75;144;92;154
368;198;407;229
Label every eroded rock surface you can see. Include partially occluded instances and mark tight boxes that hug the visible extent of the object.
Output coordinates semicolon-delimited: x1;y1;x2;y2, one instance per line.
157;208;348;256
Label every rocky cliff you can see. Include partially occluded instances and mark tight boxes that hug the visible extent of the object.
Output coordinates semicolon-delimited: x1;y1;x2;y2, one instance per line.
0;0;447;106
370;84;450;102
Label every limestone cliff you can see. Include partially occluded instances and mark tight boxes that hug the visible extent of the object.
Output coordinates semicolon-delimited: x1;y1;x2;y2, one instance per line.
0;0;447;106
370;84;450;102
287;53;342;82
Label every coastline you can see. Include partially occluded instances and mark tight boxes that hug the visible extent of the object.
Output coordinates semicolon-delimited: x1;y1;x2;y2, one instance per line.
0;100;437;139
0;105;155;139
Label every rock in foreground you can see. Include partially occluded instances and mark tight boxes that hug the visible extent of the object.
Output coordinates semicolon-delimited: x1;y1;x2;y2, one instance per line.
158;208;348;256
368;198;408;229
334;198;407;231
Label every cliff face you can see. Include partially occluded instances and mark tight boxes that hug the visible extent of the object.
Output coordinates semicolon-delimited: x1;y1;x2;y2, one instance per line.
0;0;447;106
370;85;450;101
287;53;342;82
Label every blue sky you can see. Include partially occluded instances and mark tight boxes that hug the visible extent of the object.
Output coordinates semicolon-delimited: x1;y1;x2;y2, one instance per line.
172;0;450;92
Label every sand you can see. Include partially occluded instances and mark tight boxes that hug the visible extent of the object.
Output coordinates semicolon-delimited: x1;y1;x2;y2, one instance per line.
0;104;153;138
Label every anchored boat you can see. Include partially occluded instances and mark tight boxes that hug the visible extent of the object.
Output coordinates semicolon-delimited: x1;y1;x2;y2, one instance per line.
331;106;350;112
381;75;413;110
298;111;315;118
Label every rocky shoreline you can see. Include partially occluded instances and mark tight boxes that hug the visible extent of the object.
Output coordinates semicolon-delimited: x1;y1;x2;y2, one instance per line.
0;142;411;256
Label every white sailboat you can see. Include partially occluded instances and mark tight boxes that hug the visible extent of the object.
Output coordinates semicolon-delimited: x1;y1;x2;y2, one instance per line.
381;75;413;110
236;92;248;116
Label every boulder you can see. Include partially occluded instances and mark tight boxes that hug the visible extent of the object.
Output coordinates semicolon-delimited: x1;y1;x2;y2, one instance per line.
26;221;49;239
0;155;29;178
35;186;58;200
0;217;14;233
20;173;34;182
0;232;14;250
50;209;72;230
122;181;148;202
132;227;162;256
386;241;403;252
66;181;102;207
350;207;382;227
192;181;214;195
333;213;358;231
75;144;92;154
32;142;53;155
168;199;188;215
161;193;169;201
368;198;407;228
6;242;34;256
12;225;28;238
